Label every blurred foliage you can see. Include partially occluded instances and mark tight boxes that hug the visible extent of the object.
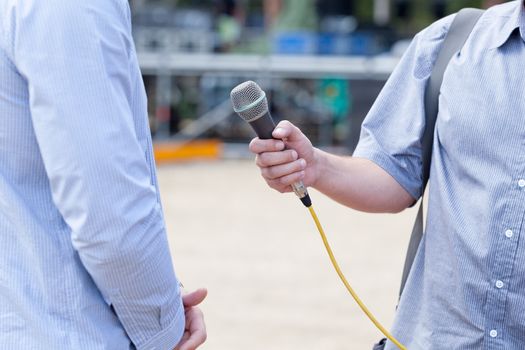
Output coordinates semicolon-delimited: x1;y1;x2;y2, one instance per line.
355;0;373;23
447;0;486;13
275;0;318;31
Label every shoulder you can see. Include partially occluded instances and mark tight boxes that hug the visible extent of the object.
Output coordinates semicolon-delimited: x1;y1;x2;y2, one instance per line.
395;14;456;80
418;13;457;42
14;0;129;25
412;13;457;53
12;0;133;66
12;0;131;46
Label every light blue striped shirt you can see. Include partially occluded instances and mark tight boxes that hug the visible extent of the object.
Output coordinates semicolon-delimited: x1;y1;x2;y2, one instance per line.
0;0;185;349
354;1;525;348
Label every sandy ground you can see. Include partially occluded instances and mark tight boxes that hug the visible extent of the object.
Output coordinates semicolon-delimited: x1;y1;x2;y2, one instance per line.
158;159;418;350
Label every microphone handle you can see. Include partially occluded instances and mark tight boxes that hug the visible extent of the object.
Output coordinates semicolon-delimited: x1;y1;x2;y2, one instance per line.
249;113;312;207
249;113;276;139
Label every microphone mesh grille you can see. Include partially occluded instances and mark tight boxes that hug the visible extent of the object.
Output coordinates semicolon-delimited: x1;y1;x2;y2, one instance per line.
230;81;269;122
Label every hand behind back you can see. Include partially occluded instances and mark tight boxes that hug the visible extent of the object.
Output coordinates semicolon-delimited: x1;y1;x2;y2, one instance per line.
174;288;207;350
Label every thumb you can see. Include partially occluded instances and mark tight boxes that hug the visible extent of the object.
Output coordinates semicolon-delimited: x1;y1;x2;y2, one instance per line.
272;120;301;141
182;288;208;308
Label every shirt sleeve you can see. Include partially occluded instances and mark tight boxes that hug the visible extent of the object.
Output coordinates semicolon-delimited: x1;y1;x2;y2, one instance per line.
13;1;184;349
353;14;456;200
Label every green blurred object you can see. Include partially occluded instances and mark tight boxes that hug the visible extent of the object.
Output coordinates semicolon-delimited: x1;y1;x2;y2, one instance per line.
448;0;485;13
275;0;318;31
316;78;352;144
218;15;241;46
317;78;351;123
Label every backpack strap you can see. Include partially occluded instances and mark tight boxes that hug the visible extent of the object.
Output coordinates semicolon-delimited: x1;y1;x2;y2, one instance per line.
398;8;484;298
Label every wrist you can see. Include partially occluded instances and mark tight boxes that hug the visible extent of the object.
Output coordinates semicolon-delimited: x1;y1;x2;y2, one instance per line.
309;147;324;189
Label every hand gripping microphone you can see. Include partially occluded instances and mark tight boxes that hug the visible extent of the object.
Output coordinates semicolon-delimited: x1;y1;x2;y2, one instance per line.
230;81;312;207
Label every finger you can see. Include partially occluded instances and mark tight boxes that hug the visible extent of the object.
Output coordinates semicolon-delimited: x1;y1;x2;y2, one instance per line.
256;149;298;168
174;331;190;350
249;138;285;154
268;170;306;189
179;309;207;350
178;329;206;350
182;288;208;308
260;159;307;180
265;178;293;193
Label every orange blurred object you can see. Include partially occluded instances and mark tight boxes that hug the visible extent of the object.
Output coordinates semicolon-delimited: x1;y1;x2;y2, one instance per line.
154;139;223;164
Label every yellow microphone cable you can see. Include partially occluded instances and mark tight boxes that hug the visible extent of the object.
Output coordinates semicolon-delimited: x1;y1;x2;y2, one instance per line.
307;205;407;350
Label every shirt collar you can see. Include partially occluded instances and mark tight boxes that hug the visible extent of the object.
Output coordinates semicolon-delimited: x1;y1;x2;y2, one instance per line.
492;1;525;49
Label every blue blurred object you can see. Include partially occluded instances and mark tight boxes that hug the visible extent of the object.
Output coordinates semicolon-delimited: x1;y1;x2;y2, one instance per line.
273;31;318;55
318;32;377;56
274;30;383;56
317;33;349;55
173;9;213;31
350;32;376;55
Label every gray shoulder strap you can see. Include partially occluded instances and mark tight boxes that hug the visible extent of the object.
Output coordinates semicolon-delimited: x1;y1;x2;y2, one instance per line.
399;8;484;298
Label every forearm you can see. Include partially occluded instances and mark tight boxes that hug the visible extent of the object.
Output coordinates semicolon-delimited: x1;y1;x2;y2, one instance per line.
312;148;415;213
75;210;185;349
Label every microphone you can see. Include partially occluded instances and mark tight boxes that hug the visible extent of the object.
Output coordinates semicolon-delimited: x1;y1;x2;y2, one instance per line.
230;81;312;207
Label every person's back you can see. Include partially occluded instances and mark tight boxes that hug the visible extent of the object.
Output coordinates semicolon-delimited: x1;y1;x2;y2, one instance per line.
0;0;191;348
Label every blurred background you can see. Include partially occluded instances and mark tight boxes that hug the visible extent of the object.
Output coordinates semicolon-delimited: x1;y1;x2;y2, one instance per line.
130;0;506;153
128;0;508;349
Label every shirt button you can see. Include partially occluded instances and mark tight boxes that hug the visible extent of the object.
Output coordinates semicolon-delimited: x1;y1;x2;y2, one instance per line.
496;280;504;289
505;229;514;238
518;179;525;188
489;329;498;338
